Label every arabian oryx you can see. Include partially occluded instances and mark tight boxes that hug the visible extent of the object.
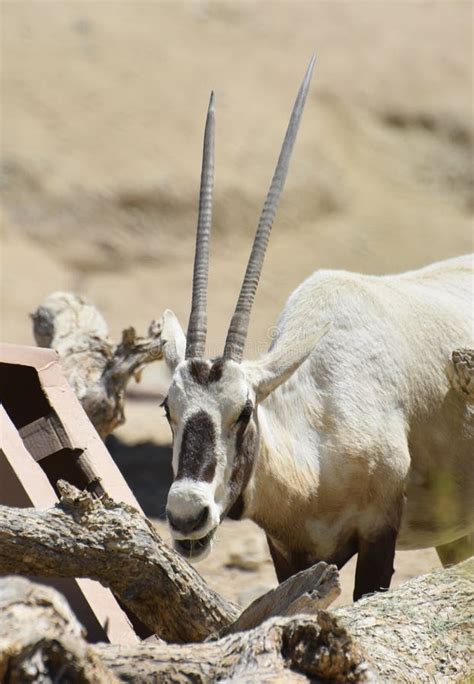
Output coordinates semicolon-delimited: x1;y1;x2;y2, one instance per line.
160;57;473;599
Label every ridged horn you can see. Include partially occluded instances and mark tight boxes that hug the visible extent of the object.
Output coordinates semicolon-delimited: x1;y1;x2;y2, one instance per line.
186;92;215;359
223;56;316;361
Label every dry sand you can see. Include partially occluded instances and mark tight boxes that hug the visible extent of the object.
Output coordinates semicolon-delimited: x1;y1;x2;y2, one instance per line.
1;1;472;606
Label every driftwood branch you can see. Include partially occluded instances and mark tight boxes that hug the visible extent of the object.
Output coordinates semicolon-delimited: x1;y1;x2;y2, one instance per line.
0;482;346;647
31;292;164;437
221;561;340;636
0;482;239;643
447;347;474;397
0;576;115;683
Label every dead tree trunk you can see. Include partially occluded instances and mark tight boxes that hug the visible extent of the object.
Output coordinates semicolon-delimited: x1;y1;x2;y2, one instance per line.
31;292;164;437
96;612;370;683
95;561;474;682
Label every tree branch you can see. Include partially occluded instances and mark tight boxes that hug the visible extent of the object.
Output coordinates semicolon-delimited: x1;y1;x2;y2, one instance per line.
0;482;344;646
220;561;340;637
95;612;370;683
31;292;164;437
0;482;238;643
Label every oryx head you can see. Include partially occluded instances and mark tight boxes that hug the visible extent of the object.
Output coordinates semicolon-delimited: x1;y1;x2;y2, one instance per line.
163;58;321;560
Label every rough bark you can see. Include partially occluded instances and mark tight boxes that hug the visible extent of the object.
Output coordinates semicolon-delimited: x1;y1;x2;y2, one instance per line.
96;560;474;683
31;292;164;437
96;612;370;683
447;347;474;397
0;481;239;643
0;576;115;683
220;561;340;636
2;564;472;684
335;557;474;683
6;563;466;683
0;576;370;683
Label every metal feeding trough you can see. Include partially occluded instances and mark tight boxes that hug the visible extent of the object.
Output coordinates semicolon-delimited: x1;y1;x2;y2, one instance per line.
0;343;152;644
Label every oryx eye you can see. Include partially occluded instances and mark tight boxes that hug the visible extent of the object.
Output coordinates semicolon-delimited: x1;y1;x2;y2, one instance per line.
237;399;253;425
161;397;170;422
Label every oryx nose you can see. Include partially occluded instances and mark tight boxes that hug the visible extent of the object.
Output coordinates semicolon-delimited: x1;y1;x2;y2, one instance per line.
166;506;209;535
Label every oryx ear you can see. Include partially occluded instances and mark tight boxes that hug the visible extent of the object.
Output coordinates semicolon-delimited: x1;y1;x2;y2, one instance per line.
242;324;330;403
160;309;186;372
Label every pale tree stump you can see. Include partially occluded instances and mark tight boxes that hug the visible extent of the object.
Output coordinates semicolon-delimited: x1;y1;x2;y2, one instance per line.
31;292;165;438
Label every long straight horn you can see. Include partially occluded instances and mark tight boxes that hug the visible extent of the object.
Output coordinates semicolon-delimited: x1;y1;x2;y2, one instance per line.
186;92;215;359
223;57;316;362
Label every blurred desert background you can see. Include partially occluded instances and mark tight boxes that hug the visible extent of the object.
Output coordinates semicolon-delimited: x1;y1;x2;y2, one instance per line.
1;0;473;607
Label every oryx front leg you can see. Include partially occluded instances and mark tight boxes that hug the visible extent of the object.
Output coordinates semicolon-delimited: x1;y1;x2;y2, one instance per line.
353;526;398;601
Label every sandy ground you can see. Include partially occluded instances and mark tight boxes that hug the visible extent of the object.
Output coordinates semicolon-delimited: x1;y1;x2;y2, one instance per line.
1;1;472;606
153;518;440;609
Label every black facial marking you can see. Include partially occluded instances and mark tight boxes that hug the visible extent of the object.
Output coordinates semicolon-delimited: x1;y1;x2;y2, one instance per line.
227;493;245;520
208;357;225;383
237;398;253;425
226;417;257;520
188;358;226;386
189;360;211;386
177;410;217;482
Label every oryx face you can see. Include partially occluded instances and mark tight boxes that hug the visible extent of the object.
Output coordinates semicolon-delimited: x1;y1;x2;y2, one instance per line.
164;357;257;560
160;58;319;561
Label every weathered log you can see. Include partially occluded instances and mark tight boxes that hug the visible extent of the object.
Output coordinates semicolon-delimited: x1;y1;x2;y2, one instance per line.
31;292;164;437
0;576;115;683
447;347;474;397
335;557;474;683
95;612;370;683
220;561;340;636
0;481;239;643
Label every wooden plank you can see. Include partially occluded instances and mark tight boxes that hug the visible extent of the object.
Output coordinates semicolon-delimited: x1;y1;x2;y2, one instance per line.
0;343;141;509
0;345;142;645
19;413;70;462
